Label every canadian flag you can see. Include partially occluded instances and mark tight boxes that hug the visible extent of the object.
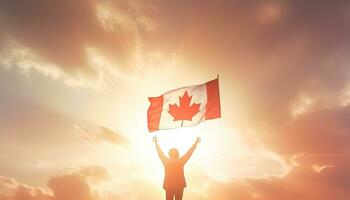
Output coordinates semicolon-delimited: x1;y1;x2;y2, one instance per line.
147;78;221;132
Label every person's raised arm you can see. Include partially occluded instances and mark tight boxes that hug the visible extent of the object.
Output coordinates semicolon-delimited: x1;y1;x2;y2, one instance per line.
181;137;201;164
153;136;167;164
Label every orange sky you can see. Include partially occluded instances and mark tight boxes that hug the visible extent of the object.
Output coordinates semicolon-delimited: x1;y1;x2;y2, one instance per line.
1;0;350;200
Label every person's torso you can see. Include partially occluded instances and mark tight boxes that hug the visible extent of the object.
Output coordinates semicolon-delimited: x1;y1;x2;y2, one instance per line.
163;159;186;189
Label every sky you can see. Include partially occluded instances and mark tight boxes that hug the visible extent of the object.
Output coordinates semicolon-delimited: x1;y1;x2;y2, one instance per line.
0;0;350;199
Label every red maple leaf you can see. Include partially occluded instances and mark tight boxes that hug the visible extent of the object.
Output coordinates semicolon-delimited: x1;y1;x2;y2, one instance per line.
168;91;201;123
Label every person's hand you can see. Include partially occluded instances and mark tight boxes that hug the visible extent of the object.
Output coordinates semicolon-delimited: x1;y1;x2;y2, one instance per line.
195;137;201;144
153;136;158;144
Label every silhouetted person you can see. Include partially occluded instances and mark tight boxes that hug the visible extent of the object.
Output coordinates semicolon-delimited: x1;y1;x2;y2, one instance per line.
153;136;201;200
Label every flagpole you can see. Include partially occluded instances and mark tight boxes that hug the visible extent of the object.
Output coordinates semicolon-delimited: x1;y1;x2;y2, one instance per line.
216;73;222;138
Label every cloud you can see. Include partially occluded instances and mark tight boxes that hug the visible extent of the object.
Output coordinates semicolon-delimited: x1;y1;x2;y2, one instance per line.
204;155;350;200
0;166;110;200
75;166;110;182
1;158;350;200
0;176;50;200
47;166;110;200
267;106;350;155
0;0;157;87
2;0;350;95
0;166;160;200
75;125;130;147
251;159;350;199
48;175;94;200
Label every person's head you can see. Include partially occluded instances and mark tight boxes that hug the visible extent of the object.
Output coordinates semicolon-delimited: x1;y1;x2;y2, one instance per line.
168;148;179;159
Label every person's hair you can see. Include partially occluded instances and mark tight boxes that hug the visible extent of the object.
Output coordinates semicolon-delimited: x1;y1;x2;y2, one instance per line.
168;148;179;159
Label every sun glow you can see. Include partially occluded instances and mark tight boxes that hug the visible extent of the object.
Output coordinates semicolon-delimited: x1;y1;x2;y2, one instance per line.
155;127;200;156
125;114;290;184
64;71;291;185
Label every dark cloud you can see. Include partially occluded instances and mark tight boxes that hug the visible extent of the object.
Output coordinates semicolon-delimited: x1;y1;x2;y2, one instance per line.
267;106;350;154
0;176;49;200
250;159;350;199
48;174;94;200
0;0;151;80
0;166;110;200
205;156;350;200
0;166;160;200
